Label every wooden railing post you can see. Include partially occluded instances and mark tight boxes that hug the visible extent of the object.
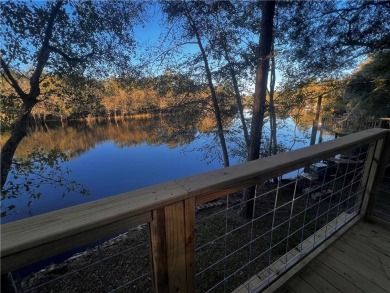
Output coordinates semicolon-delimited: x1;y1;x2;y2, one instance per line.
149;198;196;293
360;130;390;219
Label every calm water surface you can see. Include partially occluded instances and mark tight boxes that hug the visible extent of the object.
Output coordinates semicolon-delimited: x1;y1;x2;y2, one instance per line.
2;115;333;223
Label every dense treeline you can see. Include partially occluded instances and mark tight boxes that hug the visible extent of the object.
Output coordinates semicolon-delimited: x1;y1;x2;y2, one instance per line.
4;54;387;133
0;69;240;129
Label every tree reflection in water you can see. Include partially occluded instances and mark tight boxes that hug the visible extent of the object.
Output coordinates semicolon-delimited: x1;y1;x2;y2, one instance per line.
1;113;332;223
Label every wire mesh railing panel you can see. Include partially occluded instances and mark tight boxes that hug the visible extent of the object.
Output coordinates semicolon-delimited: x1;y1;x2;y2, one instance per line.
8;224;152;293
194;143;372;293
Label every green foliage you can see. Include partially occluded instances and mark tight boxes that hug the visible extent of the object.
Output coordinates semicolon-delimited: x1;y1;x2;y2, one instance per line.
1;0;144;79
1;147;89;217
0;72;26;133
278;79;345;118
158;1;256;91
344;51;390;118
1;69;240;122
278;1;390;80
155;69;199;102
0;93;20;133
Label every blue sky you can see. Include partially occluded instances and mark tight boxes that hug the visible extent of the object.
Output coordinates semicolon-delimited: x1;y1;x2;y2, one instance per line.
9;1;280;92
131;1;281;91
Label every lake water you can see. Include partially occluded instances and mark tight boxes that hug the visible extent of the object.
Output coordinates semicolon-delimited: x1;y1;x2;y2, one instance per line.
1;114;333;223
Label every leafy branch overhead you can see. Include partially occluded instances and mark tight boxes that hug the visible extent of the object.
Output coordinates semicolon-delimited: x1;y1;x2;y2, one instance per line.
277;0;390;79
344;51;390;119
1;0;143;95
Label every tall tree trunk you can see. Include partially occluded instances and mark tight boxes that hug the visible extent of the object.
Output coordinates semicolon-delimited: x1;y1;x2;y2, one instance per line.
248;1;276;161
184;5;230;167
269;45;277;156
242;0;276;218
310;95;323;145
1;101;37;190
222;46;250;152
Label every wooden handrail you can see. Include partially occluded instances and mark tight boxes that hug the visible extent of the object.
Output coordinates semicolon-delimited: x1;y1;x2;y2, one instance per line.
1;128;389;281
321;117;382;133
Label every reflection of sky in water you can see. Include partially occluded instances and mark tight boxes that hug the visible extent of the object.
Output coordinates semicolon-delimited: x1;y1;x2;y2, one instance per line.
2;118;333;223
3;135;224;223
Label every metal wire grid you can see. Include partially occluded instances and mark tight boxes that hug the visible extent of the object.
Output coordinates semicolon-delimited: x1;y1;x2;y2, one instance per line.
194;144;371;293
9;225;152;293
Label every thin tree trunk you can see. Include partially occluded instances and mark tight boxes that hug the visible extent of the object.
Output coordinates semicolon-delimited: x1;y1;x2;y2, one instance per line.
242;0;276;218
222;46;250;152
269;46;277;156
310;95;323;145
184;5;230;167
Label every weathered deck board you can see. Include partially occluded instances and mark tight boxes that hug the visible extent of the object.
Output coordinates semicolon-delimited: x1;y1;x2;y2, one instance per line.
282;221;390;293
297;269;341;293
334;237;390;271
287;276;317;292
305;259;365;293
318;251;388;293
341;232;390;260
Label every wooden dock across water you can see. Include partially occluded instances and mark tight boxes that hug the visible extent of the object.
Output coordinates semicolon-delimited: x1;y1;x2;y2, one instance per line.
278;221;390;293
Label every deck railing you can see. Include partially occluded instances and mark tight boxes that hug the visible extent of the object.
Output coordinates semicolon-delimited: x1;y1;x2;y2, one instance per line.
1;128;389;293
321;117;382;134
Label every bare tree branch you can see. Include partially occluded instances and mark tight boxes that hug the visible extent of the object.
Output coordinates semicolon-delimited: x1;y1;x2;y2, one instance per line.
48;45;93;63
143;42;198;69
39;73;51;84
29;0;64;97
0;57;27;99
339;38;390;50
321;2;389;16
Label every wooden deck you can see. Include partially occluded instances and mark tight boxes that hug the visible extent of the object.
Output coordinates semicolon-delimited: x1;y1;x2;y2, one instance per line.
278;221;390;293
